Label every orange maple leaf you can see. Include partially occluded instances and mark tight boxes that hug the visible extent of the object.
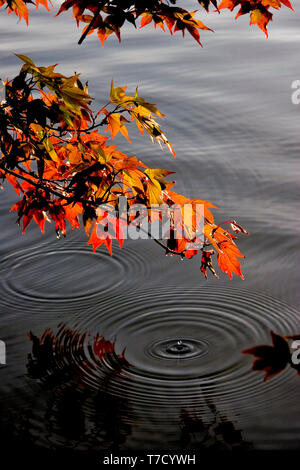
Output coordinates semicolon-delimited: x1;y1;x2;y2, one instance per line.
250;7;273;37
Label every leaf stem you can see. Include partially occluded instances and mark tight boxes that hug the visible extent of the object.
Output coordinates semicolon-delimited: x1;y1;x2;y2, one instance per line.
78;5;102;45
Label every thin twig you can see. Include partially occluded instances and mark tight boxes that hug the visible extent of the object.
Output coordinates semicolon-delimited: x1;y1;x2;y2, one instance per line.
78;4;102;45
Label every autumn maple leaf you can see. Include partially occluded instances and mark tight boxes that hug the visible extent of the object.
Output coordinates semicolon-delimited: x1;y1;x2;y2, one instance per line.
87;209;126;255
219;0;293;38
250;7;273;38
242;331;291;381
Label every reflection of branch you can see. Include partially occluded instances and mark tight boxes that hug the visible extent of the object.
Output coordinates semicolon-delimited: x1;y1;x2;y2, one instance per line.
26;325;253;451
27;326;128;386
26;326;132;448
180;407;252;450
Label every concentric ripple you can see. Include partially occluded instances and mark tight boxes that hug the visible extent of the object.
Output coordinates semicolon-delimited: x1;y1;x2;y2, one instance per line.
27;286;300;423
0;240;165;308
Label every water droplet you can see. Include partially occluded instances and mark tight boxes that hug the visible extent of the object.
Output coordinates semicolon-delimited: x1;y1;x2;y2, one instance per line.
147;338;209;360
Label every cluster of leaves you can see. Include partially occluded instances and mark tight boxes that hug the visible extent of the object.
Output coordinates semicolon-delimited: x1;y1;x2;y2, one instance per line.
0;55;247;279
218;0;293;37
0;0;294;46
243;331;300;381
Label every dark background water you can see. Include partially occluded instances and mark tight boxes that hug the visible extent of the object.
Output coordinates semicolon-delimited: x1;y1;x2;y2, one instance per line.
0;1;300;459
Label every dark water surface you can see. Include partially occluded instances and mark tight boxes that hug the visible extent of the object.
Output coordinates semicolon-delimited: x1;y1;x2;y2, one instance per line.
1;2;300;457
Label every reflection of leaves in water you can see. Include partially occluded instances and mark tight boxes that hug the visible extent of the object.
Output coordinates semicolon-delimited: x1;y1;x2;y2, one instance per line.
26;325;131;450
27;325;127;386
243;331;300;381
180;407;252;450
23;325;254;453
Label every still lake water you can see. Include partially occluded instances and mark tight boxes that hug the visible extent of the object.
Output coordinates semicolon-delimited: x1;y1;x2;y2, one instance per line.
0;2;300;457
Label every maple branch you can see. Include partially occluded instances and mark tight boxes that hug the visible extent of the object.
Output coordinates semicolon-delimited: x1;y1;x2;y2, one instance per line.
45;106;125;135
1;166;68;200
0;55;248;280
78;4;102;45
1;165;189;256
97;106;126;127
